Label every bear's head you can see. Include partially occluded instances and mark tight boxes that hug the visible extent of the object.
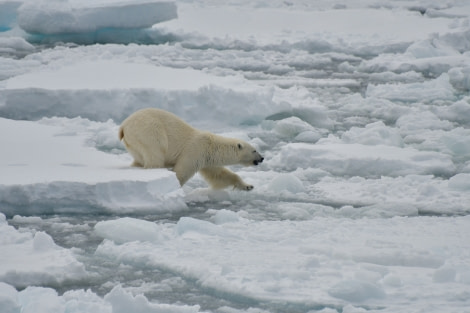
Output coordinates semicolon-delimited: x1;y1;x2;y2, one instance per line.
237;142;264;167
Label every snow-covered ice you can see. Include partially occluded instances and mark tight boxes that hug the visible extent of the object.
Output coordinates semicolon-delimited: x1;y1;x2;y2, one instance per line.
1;0;177;44
0;117;186;216
0;58;277;126
1;0;470;312
17;0;177;35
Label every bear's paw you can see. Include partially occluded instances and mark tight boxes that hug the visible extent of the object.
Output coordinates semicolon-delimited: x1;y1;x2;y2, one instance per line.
235;182;254;191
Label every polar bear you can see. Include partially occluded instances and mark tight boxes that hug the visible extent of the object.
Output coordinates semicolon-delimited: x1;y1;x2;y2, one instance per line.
119;108;264;190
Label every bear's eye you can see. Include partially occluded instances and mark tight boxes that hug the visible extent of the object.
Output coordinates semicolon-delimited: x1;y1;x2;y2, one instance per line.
237;143;243;150
252;150;256;153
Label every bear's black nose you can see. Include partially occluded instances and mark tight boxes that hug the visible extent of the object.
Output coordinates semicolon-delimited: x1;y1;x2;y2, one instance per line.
254;157;264;165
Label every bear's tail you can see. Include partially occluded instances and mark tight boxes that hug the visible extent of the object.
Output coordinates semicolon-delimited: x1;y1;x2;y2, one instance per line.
118;127;124;141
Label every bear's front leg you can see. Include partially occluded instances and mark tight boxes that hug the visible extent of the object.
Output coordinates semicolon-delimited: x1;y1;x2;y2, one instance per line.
173;156;200;186
199;167;253;191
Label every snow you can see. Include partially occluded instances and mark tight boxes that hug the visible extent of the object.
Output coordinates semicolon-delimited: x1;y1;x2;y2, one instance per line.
1;0;470;312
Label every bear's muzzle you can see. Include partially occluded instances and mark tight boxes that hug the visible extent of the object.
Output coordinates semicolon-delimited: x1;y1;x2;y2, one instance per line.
253;157;264;166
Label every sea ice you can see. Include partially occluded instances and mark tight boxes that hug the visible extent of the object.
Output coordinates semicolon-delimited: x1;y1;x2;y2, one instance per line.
366;74;457;103
328;280;385;302
448;66;470;91
155;4;465;50
0;282;205;313
267;173;306;194
95;217;163;244
94;215;470;310
0;213;87;288
3;60;248;91
341;121;403;147
448;173;470;191
0;118;186;216
18;0;177;34
0;36;33;55
0;1;21;32
105;285;202;313
0;59;279;126
1;0;470;312
271;142;456;177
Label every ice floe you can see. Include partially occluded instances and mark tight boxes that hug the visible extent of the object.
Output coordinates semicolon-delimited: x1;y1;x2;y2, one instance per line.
0;117;186;216
94;215;470;311
0;59;279;127
1;0;177;44
0;213;86;288
1;0;470;312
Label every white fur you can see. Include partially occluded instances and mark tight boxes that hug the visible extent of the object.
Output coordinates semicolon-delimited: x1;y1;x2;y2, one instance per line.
119;108;263;190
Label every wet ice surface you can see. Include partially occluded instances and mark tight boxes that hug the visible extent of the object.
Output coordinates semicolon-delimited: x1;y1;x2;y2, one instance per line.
1;0;470;312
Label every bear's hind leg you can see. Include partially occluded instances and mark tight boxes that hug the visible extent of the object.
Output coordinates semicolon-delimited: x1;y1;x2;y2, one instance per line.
199;167;253;191
132;160;144;167
126;146;144;167
142;150;165;169
121;136;145;167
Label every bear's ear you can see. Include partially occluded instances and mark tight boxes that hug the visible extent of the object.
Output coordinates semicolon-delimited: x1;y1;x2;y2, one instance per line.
237;143;243;150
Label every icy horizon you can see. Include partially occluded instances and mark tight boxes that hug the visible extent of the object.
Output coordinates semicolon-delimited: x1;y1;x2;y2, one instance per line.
1;0;470;312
